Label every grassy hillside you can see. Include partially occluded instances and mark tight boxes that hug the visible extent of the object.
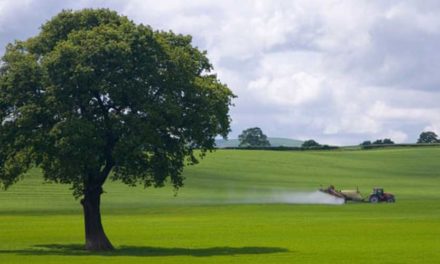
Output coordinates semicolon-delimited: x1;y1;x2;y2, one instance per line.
1;148;440;263
215;137;303;148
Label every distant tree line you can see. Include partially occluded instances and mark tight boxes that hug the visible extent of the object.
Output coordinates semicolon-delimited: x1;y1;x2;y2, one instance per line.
236;128;337;150
237;127;440;151
360;131;439;149
360;138;394;146
300;139;334;150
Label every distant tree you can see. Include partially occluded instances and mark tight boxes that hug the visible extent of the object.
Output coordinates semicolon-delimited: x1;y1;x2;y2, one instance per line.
373;138;394;145
417;131;439;143
301;139;320;148
382;138;394;144
0;9;234;251
238;127;271;147
360;140;372;146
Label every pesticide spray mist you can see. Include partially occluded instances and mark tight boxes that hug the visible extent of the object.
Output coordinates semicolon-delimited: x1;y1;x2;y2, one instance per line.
226;190;345;205
271;191;345;205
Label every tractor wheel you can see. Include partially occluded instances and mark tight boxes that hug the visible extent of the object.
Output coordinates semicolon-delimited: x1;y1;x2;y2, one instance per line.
387;197;395;203
369;196;379;203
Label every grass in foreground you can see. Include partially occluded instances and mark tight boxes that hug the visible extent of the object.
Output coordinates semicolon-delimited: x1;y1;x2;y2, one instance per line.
1;148;440;263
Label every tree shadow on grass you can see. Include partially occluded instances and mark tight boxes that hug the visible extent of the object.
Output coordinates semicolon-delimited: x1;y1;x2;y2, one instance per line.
0;244;289;257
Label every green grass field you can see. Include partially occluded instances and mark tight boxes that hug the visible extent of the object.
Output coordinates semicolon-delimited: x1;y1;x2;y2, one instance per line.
1;148;440;263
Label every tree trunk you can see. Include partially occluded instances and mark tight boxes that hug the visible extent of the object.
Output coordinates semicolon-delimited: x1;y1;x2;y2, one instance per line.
80;185;114;251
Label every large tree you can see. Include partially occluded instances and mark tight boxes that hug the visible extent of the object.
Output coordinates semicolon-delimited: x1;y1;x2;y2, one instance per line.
417;131;439;143
238;127;271;147
0;9;234;251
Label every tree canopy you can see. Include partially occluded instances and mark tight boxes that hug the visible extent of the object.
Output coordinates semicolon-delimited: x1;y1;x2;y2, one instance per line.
238;127;271;147
373;138;394;145
360;140;372;146
301;139;320;148
417;131;439;144
0;9;234;250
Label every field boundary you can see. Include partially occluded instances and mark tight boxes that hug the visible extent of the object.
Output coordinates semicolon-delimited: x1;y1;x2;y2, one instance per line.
217;143;440;151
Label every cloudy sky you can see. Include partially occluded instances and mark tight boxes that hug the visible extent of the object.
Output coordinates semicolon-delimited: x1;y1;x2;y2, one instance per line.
1;0;440;145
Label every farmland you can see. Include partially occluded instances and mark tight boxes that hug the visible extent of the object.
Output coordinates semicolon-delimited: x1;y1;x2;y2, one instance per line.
1;147;440;263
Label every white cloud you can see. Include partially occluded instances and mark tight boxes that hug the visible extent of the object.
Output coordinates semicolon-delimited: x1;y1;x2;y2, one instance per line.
1;0;440;145
0;0;32;32
381;130;408;143
248;51;326;106
423;124;440;136
249;71;324;106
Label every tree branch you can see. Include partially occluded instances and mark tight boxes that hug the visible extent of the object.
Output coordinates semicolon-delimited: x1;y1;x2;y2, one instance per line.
96;158;114;187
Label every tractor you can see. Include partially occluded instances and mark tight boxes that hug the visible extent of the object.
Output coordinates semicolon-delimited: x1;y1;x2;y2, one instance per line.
320;185;396;203
368;187;395;203
319;185;363;202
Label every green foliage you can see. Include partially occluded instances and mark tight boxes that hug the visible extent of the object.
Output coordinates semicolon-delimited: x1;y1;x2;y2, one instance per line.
360;140;371;146
417;131;439;143
372;138;394;145
238;127;270;147
301;139;320;148
0;9;234;197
